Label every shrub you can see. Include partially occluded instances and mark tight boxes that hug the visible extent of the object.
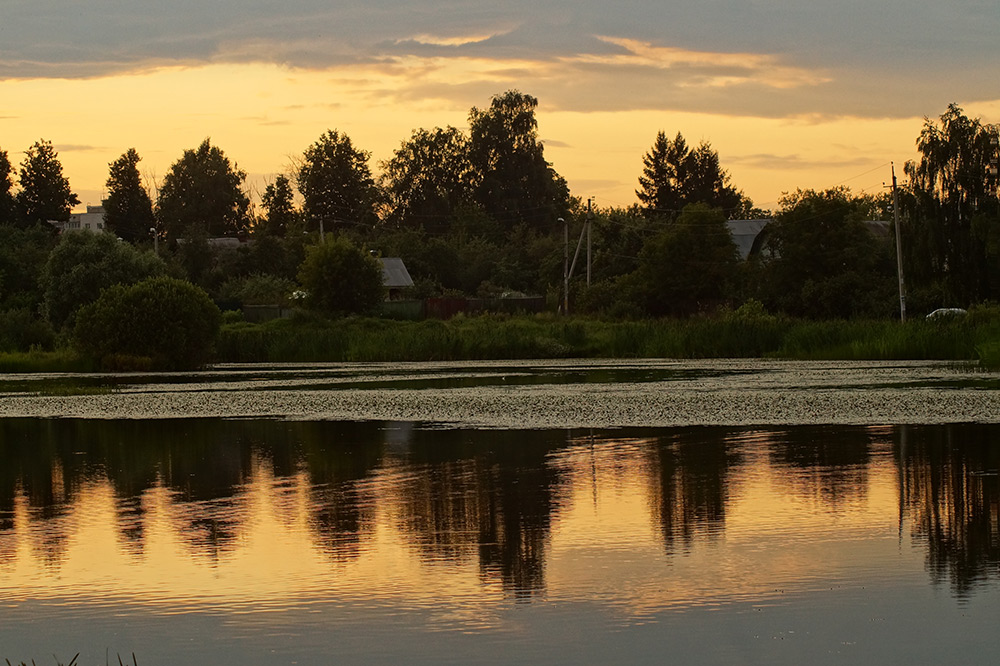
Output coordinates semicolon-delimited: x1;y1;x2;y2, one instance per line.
41;230;166;330
74;276;221;370
0;307;55;352
297;237;384;316
217;273;297;306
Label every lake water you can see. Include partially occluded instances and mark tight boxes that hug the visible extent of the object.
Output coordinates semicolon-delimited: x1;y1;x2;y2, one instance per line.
1;360;998;665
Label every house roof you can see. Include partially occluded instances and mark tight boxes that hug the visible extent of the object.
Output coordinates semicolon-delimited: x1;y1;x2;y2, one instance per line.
380;257;414;289
726;219;771;260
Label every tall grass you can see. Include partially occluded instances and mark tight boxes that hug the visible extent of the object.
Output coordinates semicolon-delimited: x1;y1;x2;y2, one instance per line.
215;307;1000;364
0;349;95;373
8;308;1000;372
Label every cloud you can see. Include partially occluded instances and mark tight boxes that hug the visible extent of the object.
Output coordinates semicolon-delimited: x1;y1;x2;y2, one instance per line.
573;37;830;90
1;0;998;121
729;153;876;171
55;144;107;153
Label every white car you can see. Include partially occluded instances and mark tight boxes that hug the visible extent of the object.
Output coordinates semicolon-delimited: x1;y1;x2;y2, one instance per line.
925;308;967;320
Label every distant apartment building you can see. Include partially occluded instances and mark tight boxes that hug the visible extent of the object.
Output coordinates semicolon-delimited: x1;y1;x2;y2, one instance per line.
52;205;106;233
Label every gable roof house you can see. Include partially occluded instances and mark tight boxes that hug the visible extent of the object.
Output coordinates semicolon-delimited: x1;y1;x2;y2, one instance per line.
379;257;414;300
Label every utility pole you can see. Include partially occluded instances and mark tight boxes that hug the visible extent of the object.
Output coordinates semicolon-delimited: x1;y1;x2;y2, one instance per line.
561;217;568;314
890;163;907;322
586;198;592;287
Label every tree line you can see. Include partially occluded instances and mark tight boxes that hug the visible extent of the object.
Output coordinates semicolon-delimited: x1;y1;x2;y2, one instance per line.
1;93;998;360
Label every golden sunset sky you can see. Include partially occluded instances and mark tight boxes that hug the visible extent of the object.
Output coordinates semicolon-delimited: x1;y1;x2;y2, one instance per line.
2;0;998;214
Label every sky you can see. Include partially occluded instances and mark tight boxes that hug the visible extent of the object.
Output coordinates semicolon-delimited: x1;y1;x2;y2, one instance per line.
2;0;998;215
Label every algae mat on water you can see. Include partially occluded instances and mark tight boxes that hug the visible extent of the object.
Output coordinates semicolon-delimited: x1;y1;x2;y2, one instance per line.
1;359;997;428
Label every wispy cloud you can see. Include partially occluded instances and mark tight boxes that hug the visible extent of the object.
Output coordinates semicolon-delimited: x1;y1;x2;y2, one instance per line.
571;37;830;90
729;153;876;171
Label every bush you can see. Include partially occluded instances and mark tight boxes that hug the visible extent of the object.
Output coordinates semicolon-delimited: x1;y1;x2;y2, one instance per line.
297;237;385;316
74;276;221;370
41;230;166;330
0;308;55;352
217;273;297;306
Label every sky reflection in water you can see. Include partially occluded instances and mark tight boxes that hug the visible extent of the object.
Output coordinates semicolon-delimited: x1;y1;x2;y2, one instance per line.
0;418;998;664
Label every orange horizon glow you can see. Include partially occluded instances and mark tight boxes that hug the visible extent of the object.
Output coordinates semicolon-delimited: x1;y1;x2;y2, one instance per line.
4;63;995;217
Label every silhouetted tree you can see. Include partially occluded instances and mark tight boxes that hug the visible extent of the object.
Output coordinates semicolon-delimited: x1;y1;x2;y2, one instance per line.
637;131;688;215
630;204;740;316
380;126;472;234
467;90;569;232
297;130;376;232
258;174;297;237
904;104;1000;307
104;148;155;243
157;139;250;240
41;230;166;330
637;131;744;217
16;140;79;227
0;148;16;226
74;276;221;370
757;188;895;318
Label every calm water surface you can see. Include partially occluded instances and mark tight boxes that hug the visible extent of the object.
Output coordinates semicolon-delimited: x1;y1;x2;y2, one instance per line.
1;361;998;664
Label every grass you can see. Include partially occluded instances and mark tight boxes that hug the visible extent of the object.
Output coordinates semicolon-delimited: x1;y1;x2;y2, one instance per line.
215;309;1000;365
0;349;95;373
6;308;1000;372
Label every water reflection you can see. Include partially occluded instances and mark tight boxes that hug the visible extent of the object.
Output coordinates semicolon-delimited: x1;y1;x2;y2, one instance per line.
0;419;997;606
897;424;1000;597
647;427;741;554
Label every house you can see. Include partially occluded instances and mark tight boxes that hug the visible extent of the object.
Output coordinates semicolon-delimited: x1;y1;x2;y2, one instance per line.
725;219;770;260
49;205;106;233
379;257;414;300
725;219;891;260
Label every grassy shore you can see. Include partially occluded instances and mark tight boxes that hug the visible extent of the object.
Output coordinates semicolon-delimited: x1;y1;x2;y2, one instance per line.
214;306;1000;365
5;306;999;372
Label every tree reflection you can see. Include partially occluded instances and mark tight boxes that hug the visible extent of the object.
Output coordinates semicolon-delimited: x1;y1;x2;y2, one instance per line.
2;417;998;604
767;425;879;507
646;427;742;554
0;418;384;567
392;428;569;599
897;424;1000;597
297;421;386;562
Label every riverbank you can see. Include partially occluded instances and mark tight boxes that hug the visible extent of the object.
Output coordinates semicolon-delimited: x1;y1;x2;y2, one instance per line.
3;306;999;372
214;307;1000;364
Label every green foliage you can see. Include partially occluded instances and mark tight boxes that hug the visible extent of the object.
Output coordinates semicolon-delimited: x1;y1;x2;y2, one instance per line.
297;130;376;231
158;139;250;240
218;273;297;306
74;276;221;370
757;188;896;319
631;204;740;316
104;148;155;243
0;224;56;310
41;230;167;330
297;237;385;316
0;308;55;352
216;310;995;364
16;140;79;226
0;348;94;373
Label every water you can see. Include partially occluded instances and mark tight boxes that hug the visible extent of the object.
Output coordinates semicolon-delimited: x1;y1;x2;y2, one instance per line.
0;361;998;665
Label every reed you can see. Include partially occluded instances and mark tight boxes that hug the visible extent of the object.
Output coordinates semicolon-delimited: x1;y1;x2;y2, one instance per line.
0;349;95;373
215;312;993;364
8;311;998;373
